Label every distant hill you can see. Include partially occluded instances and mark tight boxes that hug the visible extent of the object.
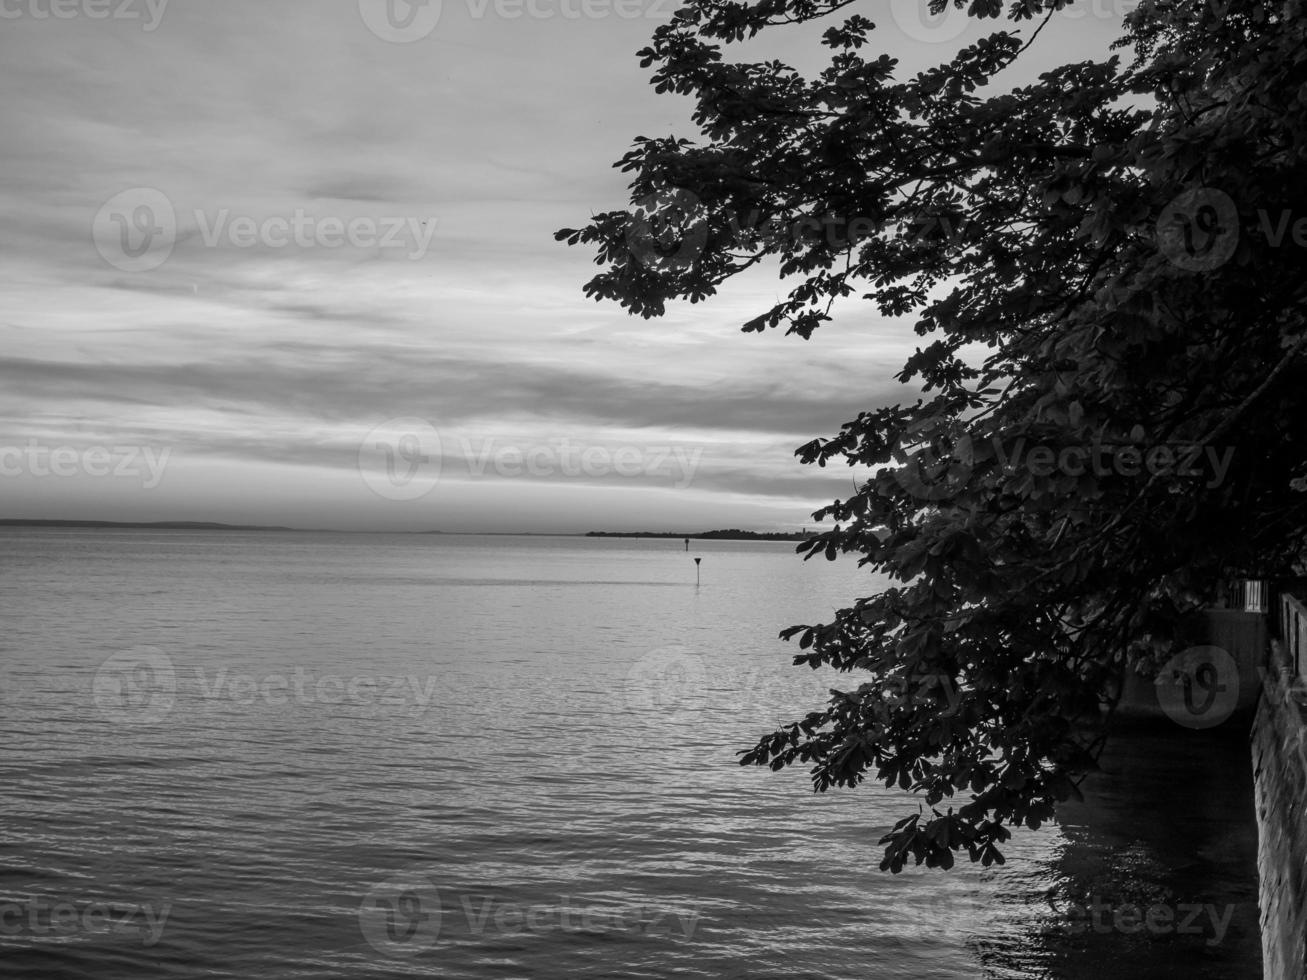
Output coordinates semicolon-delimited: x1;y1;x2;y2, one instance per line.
586;529;816;541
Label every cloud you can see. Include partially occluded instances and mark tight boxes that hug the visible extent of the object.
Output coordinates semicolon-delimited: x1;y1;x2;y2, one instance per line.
0;0;1122;529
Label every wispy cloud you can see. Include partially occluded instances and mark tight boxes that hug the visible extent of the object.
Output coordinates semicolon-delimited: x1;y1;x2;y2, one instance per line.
0;0;1126;529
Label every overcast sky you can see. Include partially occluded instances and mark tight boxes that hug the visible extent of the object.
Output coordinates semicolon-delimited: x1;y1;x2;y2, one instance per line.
0;0;1128;532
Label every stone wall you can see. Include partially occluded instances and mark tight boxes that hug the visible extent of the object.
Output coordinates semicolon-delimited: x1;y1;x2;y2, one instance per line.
1251;641;1307;980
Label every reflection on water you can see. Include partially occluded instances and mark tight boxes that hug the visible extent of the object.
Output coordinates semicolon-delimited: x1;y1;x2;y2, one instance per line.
995;723;1263;979
0;531;1263;978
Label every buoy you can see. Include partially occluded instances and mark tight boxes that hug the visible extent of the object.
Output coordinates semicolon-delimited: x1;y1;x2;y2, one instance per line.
694;557;701;586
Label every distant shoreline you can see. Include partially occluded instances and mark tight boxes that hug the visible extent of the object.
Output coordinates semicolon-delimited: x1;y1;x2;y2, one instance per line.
0;519;306;532
586;530;815;541
0;519;814;540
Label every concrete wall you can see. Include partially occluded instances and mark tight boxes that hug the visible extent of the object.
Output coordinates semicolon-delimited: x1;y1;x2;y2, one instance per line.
1251;642;1307;980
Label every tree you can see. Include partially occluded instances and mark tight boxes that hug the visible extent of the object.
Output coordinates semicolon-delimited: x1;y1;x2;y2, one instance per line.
558;0;1307;870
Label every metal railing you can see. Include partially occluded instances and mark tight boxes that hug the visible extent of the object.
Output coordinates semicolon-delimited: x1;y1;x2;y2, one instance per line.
1279;591;1307;681
1226;578;1269;613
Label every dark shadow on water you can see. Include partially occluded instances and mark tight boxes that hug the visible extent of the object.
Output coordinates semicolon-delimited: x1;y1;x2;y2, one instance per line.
988;717;1262;978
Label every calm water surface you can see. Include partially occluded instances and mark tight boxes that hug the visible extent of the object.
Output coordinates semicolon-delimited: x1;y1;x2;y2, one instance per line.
0;531;1262;978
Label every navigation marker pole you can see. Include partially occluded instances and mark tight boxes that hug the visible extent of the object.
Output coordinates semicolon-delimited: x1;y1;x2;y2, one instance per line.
694;557;701;586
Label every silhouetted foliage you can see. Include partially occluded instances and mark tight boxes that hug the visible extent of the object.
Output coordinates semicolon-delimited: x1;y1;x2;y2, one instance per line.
560;0;1307;870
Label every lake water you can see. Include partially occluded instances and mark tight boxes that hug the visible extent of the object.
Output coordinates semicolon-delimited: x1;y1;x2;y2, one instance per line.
0;530;1263;978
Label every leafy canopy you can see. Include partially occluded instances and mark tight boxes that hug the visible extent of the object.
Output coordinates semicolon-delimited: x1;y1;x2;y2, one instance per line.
558;0;1307;870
